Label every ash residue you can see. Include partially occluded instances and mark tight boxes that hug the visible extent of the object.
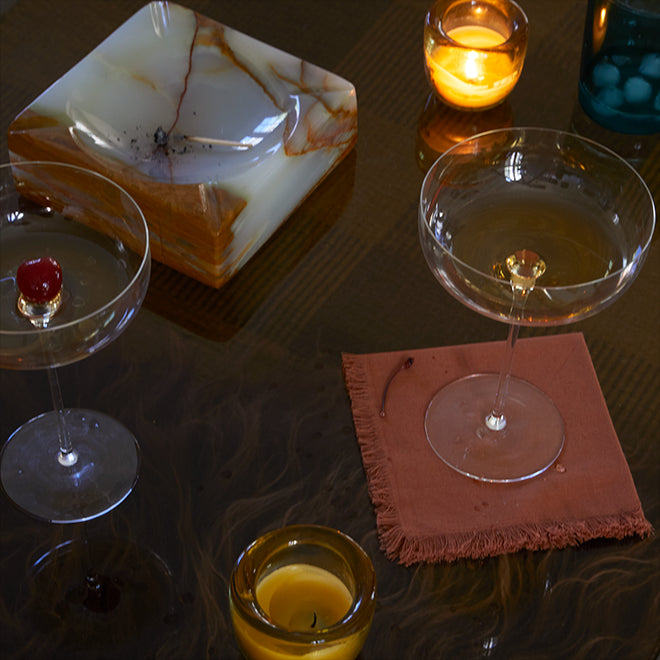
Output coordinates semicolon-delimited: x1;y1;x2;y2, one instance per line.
154;126;169;148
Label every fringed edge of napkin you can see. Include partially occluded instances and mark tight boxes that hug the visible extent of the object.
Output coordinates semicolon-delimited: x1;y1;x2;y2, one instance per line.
383;511;654;565
342;352;654;566
342;353;404;546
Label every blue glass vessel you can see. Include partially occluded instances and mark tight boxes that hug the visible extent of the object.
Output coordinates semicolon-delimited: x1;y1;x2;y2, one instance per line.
579;0;660;134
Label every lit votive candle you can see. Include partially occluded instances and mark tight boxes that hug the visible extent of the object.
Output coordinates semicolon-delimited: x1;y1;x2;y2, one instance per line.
424;0;529;110
229;525;376;660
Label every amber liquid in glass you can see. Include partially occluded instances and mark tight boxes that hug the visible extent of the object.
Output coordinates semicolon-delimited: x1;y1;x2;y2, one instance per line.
451;190;622;286
426;187;627;324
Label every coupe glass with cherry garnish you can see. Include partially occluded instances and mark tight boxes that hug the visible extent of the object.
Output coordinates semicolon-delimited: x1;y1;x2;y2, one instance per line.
0;161;150;523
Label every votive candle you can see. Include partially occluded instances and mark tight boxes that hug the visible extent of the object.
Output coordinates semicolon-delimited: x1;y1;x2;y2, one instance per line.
424;0;528;110
229;525;376;660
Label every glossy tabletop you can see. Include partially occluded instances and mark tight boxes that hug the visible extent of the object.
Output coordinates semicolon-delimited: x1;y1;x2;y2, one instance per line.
1;1;658;658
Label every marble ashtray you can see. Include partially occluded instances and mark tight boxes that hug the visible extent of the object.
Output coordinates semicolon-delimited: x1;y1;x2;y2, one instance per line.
8;2;357;288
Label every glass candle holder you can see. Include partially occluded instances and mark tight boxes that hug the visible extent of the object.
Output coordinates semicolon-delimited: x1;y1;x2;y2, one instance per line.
578;0;660;134
424;0;529;110
229;525;376;660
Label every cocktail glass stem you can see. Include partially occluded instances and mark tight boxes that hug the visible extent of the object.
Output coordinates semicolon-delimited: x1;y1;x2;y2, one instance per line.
485;249;544;431
46;366;78;468
485;322;520;431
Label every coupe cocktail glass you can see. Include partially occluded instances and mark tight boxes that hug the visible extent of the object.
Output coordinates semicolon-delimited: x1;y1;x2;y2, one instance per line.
1;161;150;522
419;128;655;482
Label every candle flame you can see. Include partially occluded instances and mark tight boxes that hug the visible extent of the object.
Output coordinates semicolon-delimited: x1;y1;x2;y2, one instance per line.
464;51;481;81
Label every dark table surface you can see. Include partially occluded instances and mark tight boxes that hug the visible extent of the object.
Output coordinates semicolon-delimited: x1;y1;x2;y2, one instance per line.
1;1;659;658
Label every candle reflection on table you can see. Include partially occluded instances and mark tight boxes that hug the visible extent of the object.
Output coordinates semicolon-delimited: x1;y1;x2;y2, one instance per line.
415;94;513;171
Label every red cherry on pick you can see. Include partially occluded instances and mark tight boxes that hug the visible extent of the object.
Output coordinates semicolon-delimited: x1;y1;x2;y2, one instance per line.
16;257;63;304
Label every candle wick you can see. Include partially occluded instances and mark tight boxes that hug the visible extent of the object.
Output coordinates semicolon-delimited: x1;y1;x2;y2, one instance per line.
311;611;317;628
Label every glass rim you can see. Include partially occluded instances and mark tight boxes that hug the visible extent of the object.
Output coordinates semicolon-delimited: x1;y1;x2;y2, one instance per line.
419;126;657;293
0;160;151;338
429;0;529;51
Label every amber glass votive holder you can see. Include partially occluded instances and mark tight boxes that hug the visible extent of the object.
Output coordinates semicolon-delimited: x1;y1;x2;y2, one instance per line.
229;525;376;660
424;0;529;110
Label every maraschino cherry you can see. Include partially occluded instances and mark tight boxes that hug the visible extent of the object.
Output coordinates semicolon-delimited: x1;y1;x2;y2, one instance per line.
16;257;63;327
17;257;62;303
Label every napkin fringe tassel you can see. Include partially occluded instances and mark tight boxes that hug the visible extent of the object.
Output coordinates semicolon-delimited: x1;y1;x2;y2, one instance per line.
384;511;654;565
342;353;653;566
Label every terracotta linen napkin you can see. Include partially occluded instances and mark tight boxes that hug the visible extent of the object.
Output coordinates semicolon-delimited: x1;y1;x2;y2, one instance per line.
342;333;652;565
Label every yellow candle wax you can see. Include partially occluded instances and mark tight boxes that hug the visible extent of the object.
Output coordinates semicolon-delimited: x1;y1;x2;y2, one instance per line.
257;564;352;631
231;563;369;660
426;25;520;109
449;25;506;48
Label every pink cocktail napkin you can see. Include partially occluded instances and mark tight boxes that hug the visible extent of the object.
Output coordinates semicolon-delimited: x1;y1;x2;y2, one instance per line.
342;333;652;564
